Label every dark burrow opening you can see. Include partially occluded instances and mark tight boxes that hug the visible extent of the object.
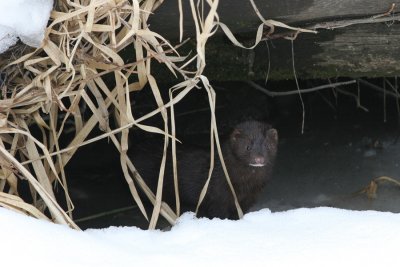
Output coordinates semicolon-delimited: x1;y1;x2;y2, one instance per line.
59;77;400;229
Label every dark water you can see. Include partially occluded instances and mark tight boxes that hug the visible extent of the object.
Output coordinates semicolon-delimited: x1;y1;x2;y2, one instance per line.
64;78;400;229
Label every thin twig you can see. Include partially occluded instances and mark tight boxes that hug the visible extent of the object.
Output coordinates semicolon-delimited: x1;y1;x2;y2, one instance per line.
372;3;396;19
336;88;369;112
249;0;316;40
395;77;400;122
264;40;271;86
383;78;387;123
176;105;225;117
310;4;397;30
74;205;136;223
316;90;336;112
328;78;368;112
396;76;400;123
290;40;305;134
264;4;397;40
246;80;356;97
359;79;400;98
247;49;255;77
384;77;400;122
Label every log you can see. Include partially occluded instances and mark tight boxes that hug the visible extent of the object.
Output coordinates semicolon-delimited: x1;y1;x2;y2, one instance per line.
149;1;400;80
151;0;399;39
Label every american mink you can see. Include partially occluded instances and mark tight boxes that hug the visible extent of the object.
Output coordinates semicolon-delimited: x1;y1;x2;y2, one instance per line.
132;120;278;219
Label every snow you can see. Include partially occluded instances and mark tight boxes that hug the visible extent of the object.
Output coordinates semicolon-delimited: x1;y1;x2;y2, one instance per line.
1;207;400;267
0;0;53;53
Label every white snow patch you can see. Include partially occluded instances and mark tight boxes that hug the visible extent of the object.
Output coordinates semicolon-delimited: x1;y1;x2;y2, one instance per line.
0;0;53;53
0;207;399;266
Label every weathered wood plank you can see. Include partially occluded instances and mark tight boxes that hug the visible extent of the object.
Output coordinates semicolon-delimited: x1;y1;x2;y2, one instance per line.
149;1;400;80
202;23;400;80
150;0;400;39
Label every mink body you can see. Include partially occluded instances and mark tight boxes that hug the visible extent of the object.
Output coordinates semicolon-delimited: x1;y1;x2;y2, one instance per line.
132;120;278;219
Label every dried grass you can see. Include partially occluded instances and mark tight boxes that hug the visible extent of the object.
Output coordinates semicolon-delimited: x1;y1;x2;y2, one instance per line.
355;176;400;199
0;0;239;229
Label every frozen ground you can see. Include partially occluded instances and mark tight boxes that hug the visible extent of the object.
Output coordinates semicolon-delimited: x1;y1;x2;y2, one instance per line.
258;120;400;213
1;206;400;267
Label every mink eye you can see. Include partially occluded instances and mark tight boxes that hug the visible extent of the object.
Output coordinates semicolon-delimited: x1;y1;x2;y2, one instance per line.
246;142;252;151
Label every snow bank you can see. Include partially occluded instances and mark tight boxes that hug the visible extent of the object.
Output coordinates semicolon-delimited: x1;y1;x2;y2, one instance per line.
0;0;53;53
1;207;399;267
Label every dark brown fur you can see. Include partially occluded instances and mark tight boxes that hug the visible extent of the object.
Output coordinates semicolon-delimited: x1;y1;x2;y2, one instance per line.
132;121;278;219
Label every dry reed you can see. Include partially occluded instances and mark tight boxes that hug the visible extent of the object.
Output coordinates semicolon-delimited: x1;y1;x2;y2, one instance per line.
0;0;237;230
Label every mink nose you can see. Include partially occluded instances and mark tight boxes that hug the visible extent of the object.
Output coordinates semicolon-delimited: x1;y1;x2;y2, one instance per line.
249;156;266;167
254;156;265;165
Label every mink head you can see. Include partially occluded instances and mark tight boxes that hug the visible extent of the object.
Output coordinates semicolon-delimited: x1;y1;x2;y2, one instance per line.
228;121;278;168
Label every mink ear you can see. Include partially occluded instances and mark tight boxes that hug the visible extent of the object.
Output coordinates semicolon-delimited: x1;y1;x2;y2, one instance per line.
231;129;242;140
267;128;278;143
